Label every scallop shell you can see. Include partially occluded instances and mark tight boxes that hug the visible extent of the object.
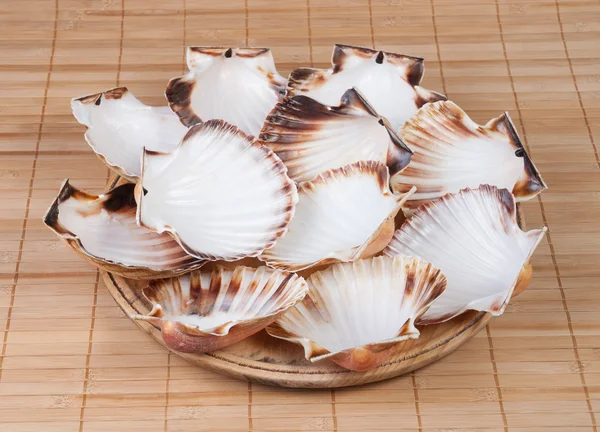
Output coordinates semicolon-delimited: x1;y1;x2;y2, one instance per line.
165;47;286;136
384;185;547;324
259;87;413;183
137;119;298;262
286;44;446;131
131;265;308;353
259;161;415;272
43;180;204;279
71;87;187;181
391;101;547;214
266;256;447;371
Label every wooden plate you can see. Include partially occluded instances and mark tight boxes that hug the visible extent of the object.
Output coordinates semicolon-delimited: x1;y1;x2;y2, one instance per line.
102;270;490;388
99;175;520;388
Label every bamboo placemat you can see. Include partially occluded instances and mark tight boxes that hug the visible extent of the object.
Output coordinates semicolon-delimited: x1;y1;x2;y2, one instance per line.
1;0;599;430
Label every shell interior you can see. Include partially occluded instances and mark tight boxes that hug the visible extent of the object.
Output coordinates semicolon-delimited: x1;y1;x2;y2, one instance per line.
166;47;286;136
71;87;187;180
392;100;547;212
259;161;415;272
267;256;446;363
384;185;547;324
259;87;412;183
137;119;298;262
133;265;308;336
43;180;203;272
286;44;446;131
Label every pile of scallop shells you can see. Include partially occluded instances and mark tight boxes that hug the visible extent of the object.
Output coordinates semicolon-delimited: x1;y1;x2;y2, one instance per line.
44;44;548;372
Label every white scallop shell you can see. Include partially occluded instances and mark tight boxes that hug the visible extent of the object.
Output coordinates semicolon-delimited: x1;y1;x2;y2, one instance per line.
43;180;204;279
384;185;547;324
286;44;446;131
266;256;446;371
71;87;187;181
132;265;308;353
166;47;286;136
259;87;413;183
259;161;415;272
391;100;547;214
137;119;298;262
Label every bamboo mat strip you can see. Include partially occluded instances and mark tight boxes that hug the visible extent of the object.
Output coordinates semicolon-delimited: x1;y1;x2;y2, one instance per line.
494;2;582;431
494;1;597;429
0;0;59;383
1;0;599;431
553;1;599;168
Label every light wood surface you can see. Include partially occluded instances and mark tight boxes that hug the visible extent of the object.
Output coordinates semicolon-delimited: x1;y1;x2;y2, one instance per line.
1;0;599;430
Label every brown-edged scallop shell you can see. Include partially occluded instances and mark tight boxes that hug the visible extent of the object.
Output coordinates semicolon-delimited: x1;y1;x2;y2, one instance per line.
132;265;308;353
259;87;413;183
391;100;547;214
266;256;447;371
166;47;286;136
137;119;297;262
286;44;446;131
71;87;187;181
259;161;415;272
384;185;547;324
43;180;204;279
